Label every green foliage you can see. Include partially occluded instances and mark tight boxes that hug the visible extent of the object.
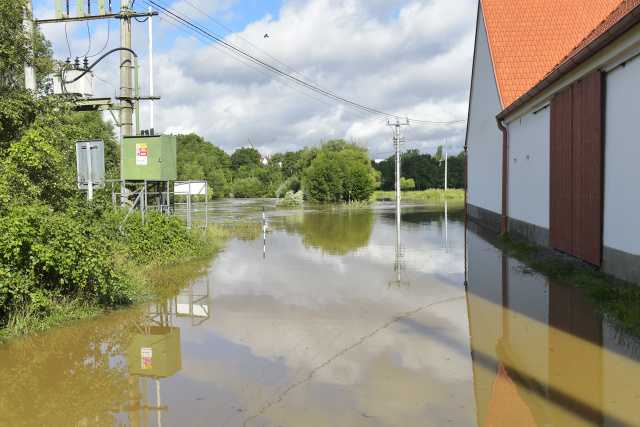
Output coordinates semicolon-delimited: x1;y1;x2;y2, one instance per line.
276;190;304;207
281;150;300;178
231;177;264;198
401;177;415;191
373;149;465;191
263;160;284;197
176;133;230;198
0;202;133;322
0;0;57;93
372;189;465;200
0;0;29;90
120;210;215;266
230;147;261;171
302;141;376;203
276;177;302;198
304;151;344;203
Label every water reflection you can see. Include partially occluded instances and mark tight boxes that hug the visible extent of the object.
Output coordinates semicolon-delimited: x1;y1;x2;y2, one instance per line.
1;200;639;426
277;208;375;255
124;275;211;425
466;220;640;425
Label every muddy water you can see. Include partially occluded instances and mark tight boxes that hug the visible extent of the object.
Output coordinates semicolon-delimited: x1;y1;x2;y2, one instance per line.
1;199;639;426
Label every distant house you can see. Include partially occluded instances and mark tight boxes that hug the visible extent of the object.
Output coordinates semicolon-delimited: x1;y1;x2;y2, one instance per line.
260;155;273;166
465;0;640;284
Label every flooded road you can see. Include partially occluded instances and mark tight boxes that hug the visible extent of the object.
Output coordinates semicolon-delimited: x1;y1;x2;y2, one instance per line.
1;199;639;426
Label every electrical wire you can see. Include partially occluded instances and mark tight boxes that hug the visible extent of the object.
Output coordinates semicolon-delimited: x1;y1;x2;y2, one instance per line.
87;19;110;58
135;0;467;126
138;2;384;124
152;14;381;125
65;22;72;59
142;0;387;118
83;21;91;57
179;0;336;96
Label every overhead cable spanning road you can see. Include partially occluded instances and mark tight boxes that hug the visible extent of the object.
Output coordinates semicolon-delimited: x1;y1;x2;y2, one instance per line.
133;0;467;128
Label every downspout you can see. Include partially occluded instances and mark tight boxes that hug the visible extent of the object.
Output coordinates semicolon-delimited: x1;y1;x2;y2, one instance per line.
464;145;468;221
496;118;508;236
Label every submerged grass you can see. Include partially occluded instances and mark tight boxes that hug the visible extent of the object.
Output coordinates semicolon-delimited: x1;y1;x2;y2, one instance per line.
372;188;465;200
498;235;640;340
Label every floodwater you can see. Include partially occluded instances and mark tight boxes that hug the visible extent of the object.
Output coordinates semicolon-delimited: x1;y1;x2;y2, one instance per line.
1;199;639;426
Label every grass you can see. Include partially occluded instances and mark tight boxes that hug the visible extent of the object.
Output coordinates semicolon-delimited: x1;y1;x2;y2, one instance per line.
0;296;104;342
498;235;640;340
372;188;465;200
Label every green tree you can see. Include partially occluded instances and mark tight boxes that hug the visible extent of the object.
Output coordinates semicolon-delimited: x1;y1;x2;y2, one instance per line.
176;133;230;198
281;151;299;178
401;177;415;191
435;145;444;164
339;148;375;201
230;147;261;171
231;177;264;198
303;151;344;203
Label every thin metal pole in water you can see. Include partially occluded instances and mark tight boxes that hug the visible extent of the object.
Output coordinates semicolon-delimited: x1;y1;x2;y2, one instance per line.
263;206;266;258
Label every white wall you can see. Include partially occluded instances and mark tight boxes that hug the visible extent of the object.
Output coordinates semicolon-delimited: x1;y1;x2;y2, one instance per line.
466;6;504;215
603;55;640;255
505;108;551;228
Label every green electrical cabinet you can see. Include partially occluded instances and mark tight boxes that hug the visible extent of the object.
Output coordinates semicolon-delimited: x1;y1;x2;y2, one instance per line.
123;134;177;180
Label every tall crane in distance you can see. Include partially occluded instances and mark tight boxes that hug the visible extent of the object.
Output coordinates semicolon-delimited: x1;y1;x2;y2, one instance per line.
247;137;258;152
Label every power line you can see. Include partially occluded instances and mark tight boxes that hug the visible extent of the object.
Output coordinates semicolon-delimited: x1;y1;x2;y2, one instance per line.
150;11;381;125
87;18;110;58
141;0;399;121
134;1;467;126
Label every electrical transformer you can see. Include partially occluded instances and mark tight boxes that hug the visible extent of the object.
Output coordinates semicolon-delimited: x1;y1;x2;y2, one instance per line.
123;134;177;181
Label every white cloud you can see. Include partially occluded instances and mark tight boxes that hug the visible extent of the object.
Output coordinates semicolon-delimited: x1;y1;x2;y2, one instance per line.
36;0;476;159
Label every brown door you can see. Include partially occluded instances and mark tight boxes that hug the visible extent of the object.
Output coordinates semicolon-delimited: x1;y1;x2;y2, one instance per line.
549;72;602;266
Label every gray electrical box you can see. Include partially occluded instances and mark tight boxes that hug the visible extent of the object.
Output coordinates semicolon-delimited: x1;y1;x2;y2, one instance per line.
54;70;95;97
76;140;105;189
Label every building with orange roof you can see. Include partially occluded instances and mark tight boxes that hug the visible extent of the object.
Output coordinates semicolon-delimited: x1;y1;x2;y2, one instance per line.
465;0;640;284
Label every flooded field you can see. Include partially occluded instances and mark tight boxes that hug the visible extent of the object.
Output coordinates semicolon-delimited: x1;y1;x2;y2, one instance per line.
1;199;639;426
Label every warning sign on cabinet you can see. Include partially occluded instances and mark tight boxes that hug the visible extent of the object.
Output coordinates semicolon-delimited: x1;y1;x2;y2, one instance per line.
141;347;153;369
136;143;148;165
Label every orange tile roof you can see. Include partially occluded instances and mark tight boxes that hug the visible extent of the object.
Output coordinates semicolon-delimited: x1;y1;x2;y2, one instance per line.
482;0;623;108
552;0;640;72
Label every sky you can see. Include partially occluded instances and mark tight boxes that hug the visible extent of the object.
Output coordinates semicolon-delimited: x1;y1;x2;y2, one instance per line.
33;0;477;160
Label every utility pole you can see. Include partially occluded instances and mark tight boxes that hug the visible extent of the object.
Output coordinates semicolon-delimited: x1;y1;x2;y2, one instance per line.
23;0;37;91
387;118;409;207
119;0;132;181
149;6;154;134
445;148;448;191
36;2;158;183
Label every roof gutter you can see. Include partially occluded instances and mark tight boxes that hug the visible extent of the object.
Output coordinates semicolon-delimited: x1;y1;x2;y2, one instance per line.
497;3;640;120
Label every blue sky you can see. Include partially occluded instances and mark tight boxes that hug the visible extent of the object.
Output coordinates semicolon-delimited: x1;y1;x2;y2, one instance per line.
32;0;476;159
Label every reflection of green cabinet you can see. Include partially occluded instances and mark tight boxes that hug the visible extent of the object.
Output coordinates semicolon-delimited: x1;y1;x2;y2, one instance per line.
123;135;177;180
127;327;182;378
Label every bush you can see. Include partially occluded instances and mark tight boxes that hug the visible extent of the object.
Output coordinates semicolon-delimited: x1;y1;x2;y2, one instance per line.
275;177;302;198
231;177;264;198
276;190;304;207
0;203;133;321
119;210;214;266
